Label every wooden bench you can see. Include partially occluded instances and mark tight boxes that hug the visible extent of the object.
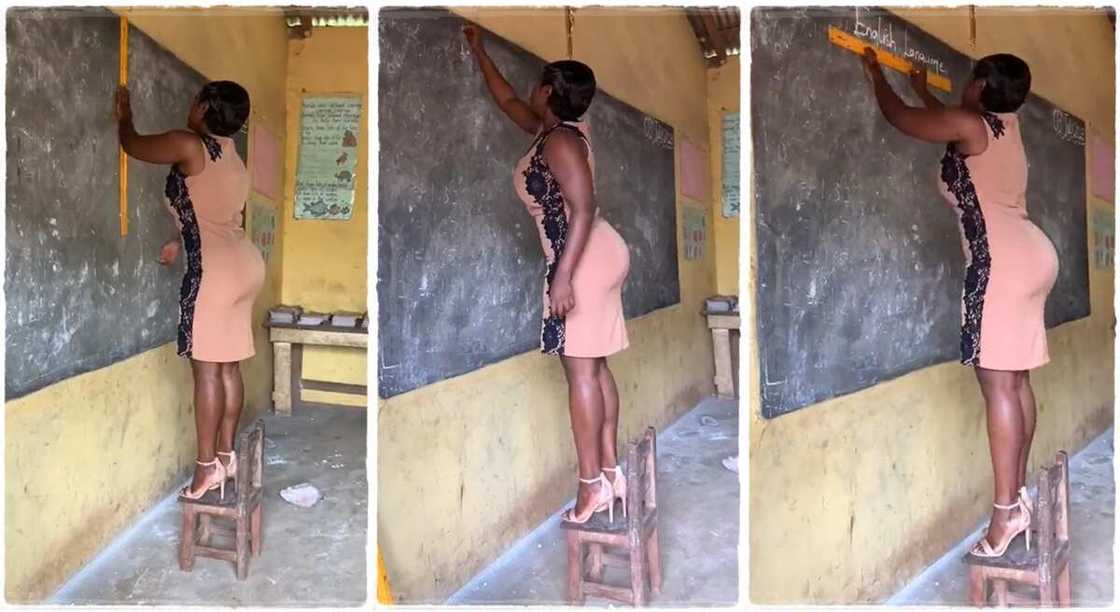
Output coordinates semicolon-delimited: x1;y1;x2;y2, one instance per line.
267;322;368;415
964;451;1072;606
179;419;265;580
561;427;662;606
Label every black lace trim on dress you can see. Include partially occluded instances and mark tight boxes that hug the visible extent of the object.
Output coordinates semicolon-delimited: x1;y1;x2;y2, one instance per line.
523;123;589;355
940;143;992;366
200;133;223;161
165;165;204;358
981;112;1005;139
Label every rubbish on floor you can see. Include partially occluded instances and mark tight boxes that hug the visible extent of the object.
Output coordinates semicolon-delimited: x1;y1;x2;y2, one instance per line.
700;415;719;427
722;455;738;473
281;483;321;508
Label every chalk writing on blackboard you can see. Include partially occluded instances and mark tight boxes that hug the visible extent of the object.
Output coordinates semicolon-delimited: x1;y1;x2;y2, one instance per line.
642;116;674;150
852;7;946;75
721;112;740;218
295;96;362;220
1052;109;1086;146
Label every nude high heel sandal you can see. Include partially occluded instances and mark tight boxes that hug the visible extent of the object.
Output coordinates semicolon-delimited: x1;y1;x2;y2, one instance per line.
561;473;614;525
218;450;237;487
180;458;226;501
970;496;1032;558
603;465;627;519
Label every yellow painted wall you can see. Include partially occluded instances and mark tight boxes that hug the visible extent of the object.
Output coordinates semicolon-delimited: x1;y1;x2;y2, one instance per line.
378;7;721;602
5;8;290;601
709;56;740;296
749;8;1114;603
280;27;369;407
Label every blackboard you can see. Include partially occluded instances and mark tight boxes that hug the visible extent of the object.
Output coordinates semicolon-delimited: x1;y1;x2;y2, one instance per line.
752;7;1090;418
378;8;680;398
5;8;242;398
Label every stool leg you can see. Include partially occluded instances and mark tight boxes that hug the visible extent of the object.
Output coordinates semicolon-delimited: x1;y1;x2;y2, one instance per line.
251;504;262;557
198;514;212;547
236;515;250;580
647;527;662;595
587;543;604;581
179;508;196;571
630;540;647;606
1057;564;1072;606
968;567;986;606
567;531;584;604
992;579;1008;606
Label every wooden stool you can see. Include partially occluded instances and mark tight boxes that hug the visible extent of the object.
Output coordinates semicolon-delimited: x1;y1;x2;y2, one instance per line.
965;451;1072;606
179;419;265;580
561;426;662;606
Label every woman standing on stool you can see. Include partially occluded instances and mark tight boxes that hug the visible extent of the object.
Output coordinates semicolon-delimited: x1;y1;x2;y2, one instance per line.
116;81;265;500
464;25;632;524
862;50;1058;557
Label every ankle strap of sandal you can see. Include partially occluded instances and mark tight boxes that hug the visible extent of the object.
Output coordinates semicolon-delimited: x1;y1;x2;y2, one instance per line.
992;499;1020;510
217;450;235;457
579;474;603;484
603;465;621;473
196;458;220;467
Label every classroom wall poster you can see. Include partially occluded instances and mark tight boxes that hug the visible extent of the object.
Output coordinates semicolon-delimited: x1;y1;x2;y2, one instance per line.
721;112;740;218
1090;131;1115;203
683;205;706;261
1092;205;1114;269
680;137;708;201
251;123;282;201
294;95;362;220
250;199;277;263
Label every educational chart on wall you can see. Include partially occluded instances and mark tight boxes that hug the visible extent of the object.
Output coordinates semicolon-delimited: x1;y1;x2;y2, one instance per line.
680;137;708;202
6;8;227;398
294;95;362;220
250;198;277;264
683;205;706;260
752;7;1090;418
378;8;680;398
721;112;741;218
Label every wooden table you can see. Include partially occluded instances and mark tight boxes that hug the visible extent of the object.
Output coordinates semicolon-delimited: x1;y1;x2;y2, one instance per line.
267;322;368;416
703;310;740;399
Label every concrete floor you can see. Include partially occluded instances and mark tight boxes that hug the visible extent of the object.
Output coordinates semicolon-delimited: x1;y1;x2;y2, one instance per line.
447;396;740;606
50;406;367;606
889;427;1114;606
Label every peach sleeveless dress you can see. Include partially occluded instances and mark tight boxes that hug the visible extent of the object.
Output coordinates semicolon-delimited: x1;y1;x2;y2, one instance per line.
513;120;630;357
164;133;265;362
937;111;1059;370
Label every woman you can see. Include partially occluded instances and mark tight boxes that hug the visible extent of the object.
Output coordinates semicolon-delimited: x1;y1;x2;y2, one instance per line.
464;25;632;524
115;80;265;500
862;49;1058;557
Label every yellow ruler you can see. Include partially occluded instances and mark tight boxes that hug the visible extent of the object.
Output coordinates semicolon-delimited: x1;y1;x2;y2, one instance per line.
119;16;129;236
377;548;393;603
828;25;952;93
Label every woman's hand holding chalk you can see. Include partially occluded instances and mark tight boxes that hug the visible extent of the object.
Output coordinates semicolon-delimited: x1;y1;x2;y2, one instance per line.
860;47;883;79
909;65;929;92
463;25;482;51
114;85;132;123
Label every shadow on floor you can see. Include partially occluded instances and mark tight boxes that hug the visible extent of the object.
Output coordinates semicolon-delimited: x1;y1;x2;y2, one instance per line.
447;396;740;606
888;427;1114;606
50;406;367;607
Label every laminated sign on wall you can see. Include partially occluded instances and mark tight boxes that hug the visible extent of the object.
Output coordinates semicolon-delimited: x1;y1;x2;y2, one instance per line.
721;112;740;218
295;95;362;220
